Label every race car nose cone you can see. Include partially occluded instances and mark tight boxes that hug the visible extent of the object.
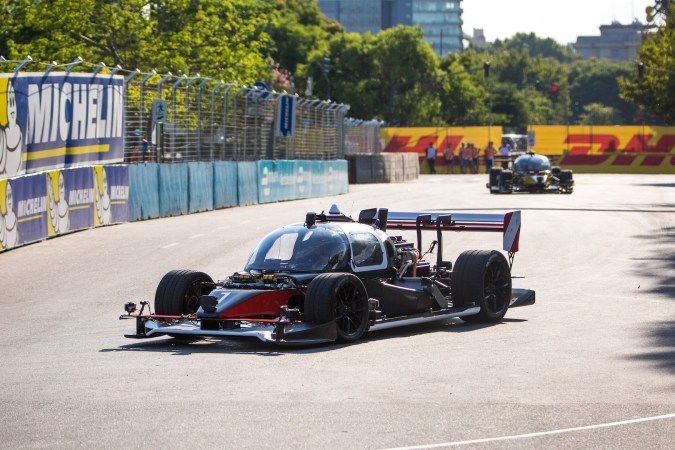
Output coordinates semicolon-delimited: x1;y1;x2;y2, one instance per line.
200;295;219;312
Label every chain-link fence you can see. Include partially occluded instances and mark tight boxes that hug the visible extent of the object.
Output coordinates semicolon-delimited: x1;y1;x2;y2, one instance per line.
344;119;383;155
121;69;380;163
1;56;382;164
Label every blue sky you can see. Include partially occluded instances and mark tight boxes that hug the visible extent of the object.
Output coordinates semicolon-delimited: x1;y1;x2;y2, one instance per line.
462;0;655;44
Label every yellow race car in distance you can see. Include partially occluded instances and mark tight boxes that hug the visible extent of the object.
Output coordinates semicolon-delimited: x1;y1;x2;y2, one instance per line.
488;151;574;194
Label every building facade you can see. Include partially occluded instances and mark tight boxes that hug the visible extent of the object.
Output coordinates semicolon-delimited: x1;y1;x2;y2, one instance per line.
318;0;464;55
572;21;643;62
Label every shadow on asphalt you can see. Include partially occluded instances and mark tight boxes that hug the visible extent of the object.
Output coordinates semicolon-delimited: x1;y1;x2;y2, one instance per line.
636;182;675;188
629;226;675;374
100;317;528;356
632;321;675;374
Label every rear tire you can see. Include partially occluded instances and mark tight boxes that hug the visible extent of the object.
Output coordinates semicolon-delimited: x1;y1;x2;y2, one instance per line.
558;170;574;194
304;273;369;343
489;168;502;193
154;270;214;316
451;250;512;323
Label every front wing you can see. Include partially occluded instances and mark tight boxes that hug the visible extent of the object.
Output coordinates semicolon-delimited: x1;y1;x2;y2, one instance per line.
121;288;535;346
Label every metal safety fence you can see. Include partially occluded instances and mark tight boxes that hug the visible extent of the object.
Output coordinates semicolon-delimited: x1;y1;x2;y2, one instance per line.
1;56;382;166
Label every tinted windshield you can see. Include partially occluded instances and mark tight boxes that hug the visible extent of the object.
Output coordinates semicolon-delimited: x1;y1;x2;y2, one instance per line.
244;225;348;273
514;154;551;172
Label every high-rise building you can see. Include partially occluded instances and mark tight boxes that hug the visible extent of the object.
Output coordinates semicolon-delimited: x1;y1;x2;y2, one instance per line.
318;0;464;55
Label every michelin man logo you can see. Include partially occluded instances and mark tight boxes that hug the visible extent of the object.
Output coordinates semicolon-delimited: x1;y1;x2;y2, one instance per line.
94;168;112;225
0;79;24;177
0;181;19;249
47;171;70;234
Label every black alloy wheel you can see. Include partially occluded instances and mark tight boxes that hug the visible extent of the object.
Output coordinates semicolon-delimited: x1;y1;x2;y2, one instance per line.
154;269;214;316
305;273;369;343
451;250;512;323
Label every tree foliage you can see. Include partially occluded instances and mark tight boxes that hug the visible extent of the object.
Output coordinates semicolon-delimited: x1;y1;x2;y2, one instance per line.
0;0;274;83
619;3;675;124
0;0;665;127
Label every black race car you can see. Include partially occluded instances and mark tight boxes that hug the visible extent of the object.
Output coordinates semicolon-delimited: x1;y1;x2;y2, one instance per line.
121;205;535;345
489;151;574;194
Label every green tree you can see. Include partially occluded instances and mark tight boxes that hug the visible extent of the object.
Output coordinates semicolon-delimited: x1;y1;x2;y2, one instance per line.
0;0;274;83
578;103;621;125
619;4;675;124
300;25;439;124
371;26;439;125
268;0;342;78
487;32;579;64
569;59;634;124
437;51;491;126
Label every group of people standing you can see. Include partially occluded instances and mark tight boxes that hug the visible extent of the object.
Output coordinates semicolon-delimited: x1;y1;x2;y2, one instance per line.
426;140;511;174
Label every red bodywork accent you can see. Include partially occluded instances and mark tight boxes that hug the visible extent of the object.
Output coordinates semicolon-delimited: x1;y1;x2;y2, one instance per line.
219;290;298;319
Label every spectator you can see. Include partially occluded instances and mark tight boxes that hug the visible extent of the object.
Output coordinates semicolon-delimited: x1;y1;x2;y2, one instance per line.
484;141;496;173
472;143;480;174
443;144;455;174
499;141;511;169
426;142;437;174
141;137;150;162
458;142;467;174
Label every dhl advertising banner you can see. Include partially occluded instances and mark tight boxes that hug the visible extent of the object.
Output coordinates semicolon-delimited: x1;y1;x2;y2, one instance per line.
381;127;501;173
0;73;125;180
381;127;501;156
529;125;675;174
0;165;129;252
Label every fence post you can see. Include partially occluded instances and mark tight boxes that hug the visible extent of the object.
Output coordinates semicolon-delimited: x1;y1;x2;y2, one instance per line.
222;83;237;159
155;72;172;162
196;77;212;160
13;55;34;73
92;62;106;76
43;61;57;76
233;86;247;160
139;70;157;149
210;80;225;160
65;56;83;75
185;75;200;161
169;74;187;160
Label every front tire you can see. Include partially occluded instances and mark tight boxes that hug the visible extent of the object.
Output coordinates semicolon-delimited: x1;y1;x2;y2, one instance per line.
154;270;214;315
304;273;369;343
451;250;512;323
499;170;513;194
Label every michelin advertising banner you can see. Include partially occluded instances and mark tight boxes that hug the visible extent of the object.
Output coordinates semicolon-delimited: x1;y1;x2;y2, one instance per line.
0;165;129;252
0;73;125;180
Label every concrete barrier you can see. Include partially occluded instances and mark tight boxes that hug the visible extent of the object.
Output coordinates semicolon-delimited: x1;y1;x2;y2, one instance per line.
1;159;350;252
350;153;419;183
188;162;214;213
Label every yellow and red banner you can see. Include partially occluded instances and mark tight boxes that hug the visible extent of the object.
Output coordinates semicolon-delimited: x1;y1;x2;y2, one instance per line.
381;127;500;156
529;125;675;173
382;126;675;174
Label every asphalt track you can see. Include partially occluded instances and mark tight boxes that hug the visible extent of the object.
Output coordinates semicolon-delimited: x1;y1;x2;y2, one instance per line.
1;173;674;449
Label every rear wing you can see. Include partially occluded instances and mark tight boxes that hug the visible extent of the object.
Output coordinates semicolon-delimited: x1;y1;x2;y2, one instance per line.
358;208;521;254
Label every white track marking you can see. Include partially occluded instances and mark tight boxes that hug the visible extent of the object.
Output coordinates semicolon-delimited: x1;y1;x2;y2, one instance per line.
384;413;675;449
162;243;179;249
189;234;204;239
